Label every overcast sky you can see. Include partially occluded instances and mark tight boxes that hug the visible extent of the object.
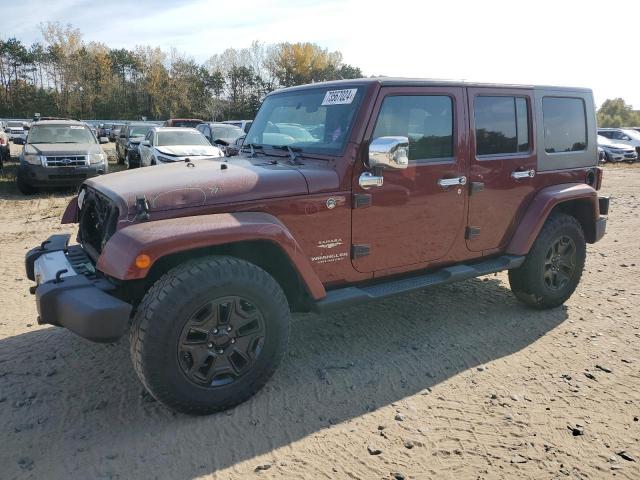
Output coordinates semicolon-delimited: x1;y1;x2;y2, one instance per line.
4;0;639;108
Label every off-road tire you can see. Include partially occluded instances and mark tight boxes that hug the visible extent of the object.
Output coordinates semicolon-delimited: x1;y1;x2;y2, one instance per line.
509;212;586;309
16;174;38;195
130;256;291;415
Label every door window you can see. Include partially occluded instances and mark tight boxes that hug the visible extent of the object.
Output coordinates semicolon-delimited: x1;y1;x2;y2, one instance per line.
474;96;530;156
372;95;454;162
542;97;587;153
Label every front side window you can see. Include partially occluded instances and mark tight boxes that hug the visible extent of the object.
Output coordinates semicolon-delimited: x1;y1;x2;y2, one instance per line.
474;96;530;156
245;86;364;154
28;125;96;144
542;97;587;153
372;95;454;161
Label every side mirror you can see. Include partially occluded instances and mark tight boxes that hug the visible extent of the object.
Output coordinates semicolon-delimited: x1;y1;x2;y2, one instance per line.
368;136;409;170
141;140;151;147
99;137;109;144
23;125;31;131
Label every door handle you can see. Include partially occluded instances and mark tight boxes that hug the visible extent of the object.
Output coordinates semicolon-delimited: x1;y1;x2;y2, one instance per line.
437;176;467;188
511;169;536;180
359;171;384;189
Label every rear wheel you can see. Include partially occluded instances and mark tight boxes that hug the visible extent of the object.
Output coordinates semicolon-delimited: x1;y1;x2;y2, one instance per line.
509;213;585;309
130;256;291;414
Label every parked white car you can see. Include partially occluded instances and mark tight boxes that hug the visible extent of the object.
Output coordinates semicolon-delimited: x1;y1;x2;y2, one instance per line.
597;135;638;163
138;127;224;166
598;128;640;155
5;120;27;143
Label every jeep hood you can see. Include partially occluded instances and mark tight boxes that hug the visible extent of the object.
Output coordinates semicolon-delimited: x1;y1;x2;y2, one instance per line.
84;158;312;216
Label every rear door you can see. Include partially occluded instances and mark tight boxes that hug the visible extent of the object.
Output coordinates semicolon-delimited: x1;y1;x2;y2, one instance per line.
351;86;468;273
466;89;536;252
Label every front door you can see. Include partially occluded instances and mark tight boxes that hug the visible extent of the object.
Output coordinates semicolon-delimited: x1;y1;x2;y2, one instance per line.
351;86;467;273
466;88;537;252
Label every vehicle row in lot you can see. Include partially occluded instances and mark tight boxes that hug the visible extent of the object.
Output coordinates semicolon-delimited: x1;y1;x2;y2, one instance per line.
116;120;247;169
597;128;640;163
138;127;224;166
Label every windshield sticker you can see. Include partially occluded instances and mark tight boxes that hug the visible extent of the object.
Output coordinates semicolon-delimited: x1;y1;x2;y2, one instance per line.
321;89;357;106
70;126;85;129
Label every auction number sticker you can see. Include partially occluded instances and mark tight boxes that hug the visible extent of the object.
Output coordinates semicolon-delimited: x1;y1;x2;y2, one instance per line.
321;88;358;106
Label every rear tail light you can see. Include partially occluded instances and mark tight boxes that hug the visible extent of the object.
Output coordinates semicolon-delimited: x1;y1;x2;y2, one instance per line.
0;138;5;145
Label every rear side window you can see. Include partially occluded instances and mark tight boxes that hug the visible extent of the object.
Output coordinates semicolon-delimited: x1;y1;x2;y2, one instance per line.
372;95;454;161
542;97;587;153
474;96;530;156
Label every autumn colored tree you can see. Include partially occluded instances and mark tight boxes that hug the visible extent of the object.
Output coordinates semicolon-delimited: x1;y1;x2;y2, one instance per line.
0;24;364;120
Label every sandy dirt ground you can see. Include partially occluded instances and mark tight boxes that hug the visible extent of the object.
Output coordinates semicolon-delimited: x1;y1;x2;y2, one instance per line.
0;144;639;479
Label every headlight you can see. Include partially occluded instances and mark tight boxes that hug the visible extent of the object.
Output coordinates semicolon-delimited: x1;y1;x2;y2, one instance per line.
77;188;86;209
89;152;107;164
23;153;44;165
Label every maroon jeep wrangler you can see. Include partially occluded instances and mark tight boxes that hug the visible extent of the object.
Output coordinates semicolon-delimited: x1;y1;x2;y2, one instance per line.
25;79;608;414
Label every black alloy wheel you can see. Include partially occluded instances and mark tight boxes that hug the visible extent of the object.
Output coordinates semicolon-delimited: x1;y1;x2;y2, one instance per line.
178;296;266;387
543;235;576;291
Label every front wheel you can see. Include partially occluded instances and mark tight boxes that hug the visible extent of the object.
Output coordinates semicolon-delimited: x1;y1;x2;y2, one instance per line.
126;151;139;169
509;212;586;309
130;256;291;414
16;174;38;195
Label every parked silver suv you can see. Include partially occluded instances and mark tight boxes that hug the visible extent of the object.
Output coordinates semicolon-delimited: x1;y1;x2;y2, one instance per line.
17;120;108;194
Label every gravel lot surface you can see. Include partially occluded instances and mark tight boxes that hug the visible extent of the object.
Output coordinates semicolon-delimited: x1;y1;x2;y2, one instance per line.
1;144;638;479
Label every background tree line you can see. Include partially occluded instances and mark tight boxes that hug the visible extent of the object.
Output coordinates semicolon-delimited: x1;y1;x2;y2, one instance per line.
0;22;363;121
596;98;640;128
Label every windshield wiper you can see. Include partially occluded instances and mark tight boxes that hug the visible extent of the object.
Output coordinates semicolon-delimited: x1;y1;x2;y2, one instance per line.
240;143;264;157
271;145;302;165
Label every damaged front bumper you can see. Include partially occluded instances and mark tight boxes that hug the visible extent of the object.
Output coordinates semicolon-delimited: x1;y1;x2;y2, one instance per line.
25;234;132;343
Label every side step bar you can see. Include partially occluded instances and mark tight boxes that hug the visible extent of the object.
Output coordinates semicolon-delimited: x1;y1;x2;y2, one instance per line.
314;255;525;312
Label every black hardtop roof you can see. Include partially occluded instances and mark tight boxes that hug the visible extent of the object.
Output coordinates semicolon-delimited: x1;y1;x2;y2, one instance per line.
270;77;592;95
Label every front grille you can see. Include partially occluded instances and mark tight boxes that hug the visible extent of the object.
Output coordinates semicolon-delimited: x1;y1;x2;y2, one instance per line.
79;188;119;256
44;155;88;167
48;174;87;180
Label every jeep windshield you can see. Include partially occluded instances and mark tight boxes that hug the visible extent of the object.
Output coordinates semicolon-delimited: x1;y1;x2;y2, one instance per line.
28;125;96;144
244;86;364;155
